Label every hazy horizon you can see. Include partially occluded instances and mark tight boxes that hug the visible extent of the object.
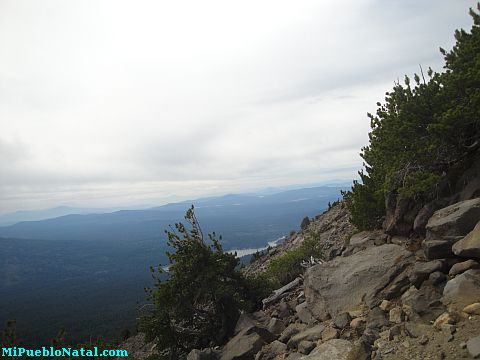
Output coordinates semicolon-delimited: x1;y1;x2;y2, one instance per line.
0;0;474;213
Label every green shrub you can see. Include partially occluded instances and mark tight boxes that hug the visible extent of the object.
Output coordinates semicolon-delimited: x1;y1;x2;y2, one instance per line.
344;5;480;230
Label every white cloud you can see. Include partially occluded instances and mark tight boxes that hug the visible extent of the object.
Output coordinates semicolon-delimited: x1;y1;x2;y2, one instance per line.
0;0;474;212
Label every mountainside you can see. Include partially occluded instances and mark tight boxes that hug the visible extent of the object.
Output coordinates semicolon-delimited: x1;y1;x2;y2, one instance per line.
121;7;480;359
0;186;344;346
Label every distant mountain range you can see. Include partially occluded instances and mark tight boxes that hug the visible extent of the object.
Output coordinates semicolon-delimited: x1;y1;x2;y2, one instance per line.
0;186;346;346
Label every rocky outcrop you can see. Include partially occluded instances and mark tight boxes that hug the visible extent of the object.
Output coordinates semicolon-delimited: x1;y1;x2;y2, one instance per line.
452;221;480;258
426;198;480;240
304;244;413;320
442;269;480;312
220;326;276;360
422;198;480;259
301;339;368;360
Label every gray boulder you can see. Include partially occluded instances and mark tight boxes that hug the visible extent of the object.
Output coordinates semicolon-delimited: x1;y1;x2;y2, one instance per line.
422;239;459;260
453;221;480;258
300;339;367;360
304;244;413;320
287;324;325;349
442;269;480;311
267;317;285;336
278;323;307;343
220;326;275;360
449;259;480;277
408;260;444;287
187;349;219;360
295;302;315;324
426;198;480;240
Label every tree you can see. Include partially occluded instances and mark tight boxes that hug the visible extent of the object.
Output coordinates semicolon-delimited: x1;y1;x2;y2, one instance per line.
139;206;268;359
343;4;480;230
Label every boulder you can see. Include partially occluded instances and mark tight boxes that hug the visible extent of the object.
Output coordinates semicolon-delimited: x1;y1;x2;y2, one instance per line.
234;314;257;335
267;318;285;336
348;230;387;249
321;327;339;341
187;349;219;360
422;239;458;260
408;260;444;287
278;323;307;344
304;244;413;320
463;302;480;315
365;307;388;330
300;339;368;360
442;269;480;311
401;284;444;321
467;336;480;358
449;259;480;277
332;312;351;329
453;221;480;258
255;340;287;360
426;198;480;240
287;324;325;349
220;326;275;360
295;302;315;324
298;340;315;355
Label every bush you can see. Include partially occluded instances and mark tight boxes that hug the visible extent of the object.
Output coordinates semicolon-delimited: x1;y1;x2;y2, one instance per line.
139;206;270;359
264;233;323;286
343;5;480;230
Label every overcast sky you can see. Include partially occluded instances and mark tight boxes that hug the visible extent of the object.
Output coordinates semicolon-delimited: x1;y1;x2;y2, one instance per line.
0;0;475;213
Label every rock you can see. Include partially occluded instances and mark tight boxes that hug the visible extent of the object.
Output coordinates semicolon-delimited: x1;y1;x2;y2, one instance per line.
278;323;307;343
321;327;339;341
442;269;480;311
278;300;291;318
298;340;315;355
419;335;429;345
449;259;480;277
401;284;444;321
366;307;389;330
256;340;287;360
404;323;431;338
348;230;387;249
414;199;450;235
187;349;219;360
332;312;351;329
433;312;455;329
301;339;368;360
116;333;158;360
409;260;444;287
304;244;413;320
467;336;480;358
350;317;366;330
285;353;303;360
426;198;480;240
382;272;411;299
426;271;447;286
379;300;394;312
287;324;324;349
422;239;457;260
295;302;315;324
453;221;480;258
267;317;285;336
220;326;275;360
389;307;404;324
463;302;480;315
234;314;257;335
441;324;456;335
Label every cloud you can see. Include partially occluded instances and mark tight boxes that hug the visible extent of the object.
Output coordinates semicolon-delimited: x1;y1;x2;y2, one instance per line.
0;0;474;212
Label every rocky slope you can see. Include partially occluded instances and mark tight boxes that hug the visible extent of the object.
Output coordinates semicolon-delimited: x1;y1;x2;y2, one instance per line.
120;195;480;360
181;195;480;360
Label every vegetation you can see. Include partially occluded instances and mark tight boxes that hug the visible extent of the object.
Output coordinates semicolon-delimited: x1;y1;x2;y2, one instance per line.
139;206;272;359
343;5;480;230
263;231;323;286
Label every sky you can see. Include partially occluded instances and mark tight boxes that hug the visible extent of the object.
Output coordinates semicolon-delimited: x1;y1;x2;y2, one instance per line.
0;0;475;213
